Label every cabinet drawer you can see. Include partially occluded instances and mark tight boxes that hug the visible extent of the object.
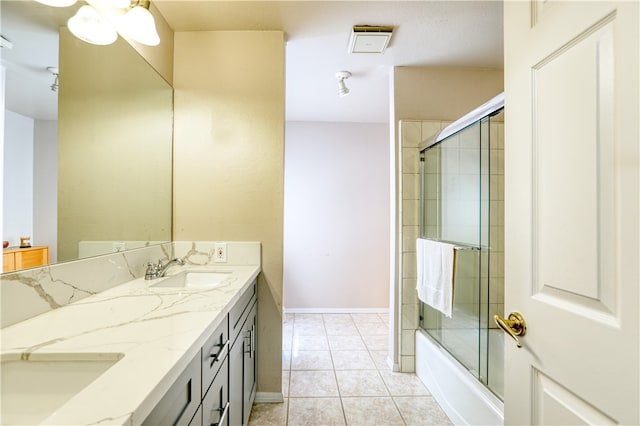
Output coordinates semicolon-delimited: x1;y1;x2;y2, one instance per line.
15;247;49;269
3;252;15;273
202;358;229;426
143;353;202;426
229;281;256;343
202;315;229;395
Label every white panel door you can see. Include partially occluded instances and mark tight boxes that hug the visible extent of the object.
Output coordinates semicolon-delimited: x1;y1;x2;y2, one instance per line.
503;1;638;424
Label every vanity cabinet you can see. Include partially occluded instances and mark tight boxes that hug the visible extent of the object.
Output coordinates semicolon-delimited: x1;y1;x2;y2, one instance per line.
143;281;257;426
2;246;49;272
201;315;230;426
229;283;257;426
141;353;202;426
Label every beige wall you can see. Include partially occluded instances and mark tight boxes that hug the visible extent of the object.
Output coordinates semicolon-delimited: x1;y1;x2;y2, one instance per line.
390;67;504;372
58;29;173;262
172;31;285;395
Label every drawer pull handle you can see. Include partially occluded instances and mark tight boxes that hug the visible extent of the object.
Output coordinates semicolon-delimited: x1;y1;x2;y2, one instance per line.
209;341;229;363
244;324;256;358
211;401;230;426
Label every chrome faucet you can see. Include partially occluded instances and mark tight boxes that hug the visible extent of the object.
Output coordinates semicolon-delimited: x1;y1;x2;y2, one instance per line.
145;258;185;280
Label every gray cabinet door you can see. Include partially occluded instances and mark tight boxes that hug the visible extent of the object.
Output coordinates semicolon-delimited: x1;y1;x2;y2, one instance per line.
142;352;201;426
229;332;244;426
242;302;257;426
202;357;229;426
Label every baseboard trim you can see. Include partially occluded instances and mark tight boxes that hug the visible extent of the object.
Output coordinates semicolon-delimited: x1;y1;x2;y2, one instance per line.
255;392;284;403
283;307;389;314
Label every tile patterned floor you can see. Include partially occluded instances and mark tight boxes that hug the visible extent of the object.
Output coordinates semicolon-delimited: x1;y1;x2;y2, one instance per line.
248;313;453;426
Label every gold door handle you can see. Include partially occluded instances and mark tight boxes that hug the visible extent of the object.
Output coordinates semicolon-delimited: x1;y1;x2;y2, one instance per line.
494;312;527;348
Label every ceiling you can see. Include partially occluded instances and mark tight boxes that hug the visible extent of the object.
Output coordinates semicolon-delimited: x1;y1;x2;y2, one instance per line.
1;1;503;123
1;1;70;121
156;1;504;123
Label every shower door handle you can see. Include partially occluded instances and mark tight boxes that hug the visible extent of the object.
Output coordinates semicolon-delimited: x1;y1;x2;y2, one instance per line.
494;312;527;348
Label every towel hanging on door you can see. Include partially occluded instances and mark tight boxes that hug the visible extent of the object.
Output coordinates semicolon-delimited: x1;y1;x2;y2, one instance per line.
416;238;456;318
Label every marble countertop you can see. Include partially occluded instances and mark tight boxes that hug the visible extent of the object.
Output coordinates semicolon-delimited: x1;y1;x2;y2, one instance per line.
0;263;260;425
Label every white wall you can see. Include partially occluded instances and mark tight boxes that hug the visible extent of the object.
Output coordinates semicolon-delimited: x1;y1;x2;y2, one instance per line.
284;121;390;310
3;110;34;247
33;120;58;263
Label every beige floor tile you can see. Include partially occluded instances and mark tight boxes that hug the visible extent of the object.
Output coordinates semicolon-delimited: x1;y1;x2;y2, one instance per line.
323;313;355;324
341;397;404;426
283;329;293;351
335;370;389;397
287;398;346;425
295;313;325;323
292;334;329;351
331;351;376;370
328;335;366;351
325;322;360;336
248;399;287;426
380;371;430;396
289;370;339;397
282;370;290;398
355;322;390;336
361;334;389;351
283;350;291;370
291;350;334;370
350;313;385;324
293;322;326;336
369;351;392;371
394;396;453;425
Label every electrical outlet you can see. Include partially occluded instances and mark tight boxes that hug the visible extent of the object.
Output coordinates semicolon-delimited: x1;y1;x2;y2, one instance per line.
214;242;227;263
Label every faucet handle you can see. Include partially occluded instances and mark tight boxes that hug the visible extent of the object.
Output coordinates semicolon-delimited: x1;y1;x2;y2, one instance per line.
144;261;161;280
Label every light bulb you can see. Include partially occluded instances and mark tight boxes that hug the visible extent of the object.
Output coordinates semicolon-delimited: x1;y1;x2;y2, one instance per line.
67;5;118;46
104;0;131;8
338;79;350;96
118;6;160;46
34;0;77;7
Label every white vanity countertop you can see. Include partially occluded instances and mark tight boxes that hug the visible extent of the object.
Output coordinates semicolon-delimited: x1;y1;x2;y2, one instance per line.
0;264;260;426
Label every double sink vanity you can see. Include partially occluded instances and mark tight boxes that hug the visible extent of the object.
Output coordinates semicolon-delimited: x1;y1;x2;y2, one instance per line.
0;242;261;426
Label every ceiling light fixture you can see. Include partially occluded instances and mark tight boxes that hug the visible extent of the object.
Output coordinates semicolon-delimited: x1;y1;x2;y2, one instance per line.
117;0;160;46
336;71;352;97
47;66;60;92
58;0;160;47
67;5;119;46
34;0;77;7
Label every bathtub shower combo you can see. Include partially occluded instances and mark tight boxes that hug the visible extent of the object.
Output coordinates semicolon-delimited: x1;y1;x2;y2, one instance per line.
415;93;505;425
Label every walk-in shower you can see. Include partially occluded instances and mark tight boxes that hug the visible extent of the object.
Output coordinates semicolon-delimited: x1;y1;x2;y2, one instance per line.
415;93;505;425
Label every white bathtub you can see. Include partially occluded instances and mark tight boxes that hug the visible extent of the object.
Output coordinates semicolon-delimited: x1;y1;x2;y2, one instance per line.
415;330;504;425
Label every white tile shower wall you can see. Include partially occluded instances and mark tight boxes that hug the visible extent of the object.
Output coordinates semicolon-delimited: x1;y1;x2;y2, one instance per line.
398;119;448;373
0;243;172;328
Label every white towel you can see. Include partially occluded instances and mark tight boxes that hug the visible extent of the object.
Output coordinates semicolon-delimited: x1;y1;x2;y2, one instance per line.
416;238;456;318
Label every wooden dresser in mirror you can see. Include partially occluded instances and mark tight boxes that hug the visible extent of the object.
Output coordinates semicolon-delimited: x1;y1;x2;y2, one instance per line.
3;246;50;273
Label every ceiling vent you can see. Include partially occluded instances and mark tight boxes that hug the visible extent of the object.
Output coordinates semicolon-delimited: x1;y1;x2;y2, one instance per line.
348;25;393;54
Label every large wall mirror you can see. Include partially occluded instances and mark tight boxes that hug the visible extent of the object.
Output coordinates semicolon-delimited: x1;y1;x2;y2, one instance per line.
2;0;173;272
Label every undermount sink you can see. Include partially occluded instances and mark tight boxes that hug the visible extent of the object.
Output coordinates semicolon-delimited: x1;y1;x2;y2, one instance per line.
152;271;233;289
0;353;123;425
